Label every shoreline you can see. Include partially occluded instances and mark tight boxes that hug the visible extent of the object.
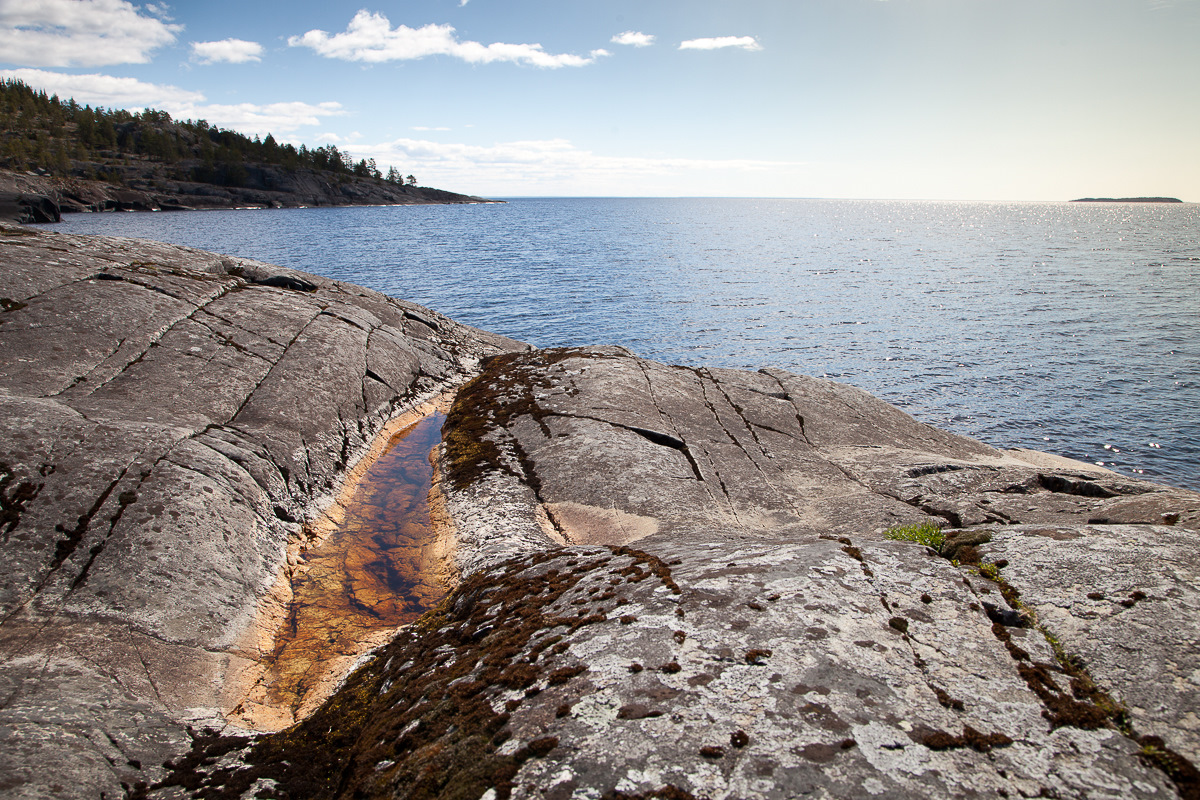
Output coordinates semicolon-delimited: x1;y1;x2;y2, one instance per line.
0;167;500;224
3;223;1199;799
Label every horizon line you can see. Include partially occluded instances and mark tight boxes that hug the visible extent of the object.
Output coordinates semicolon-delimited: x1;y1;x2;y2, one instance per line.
485;195;1194;204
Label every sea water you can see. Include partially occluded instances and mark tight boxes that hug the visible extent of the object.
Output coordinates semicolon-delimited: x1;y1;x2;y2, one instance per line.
50;198;1200;490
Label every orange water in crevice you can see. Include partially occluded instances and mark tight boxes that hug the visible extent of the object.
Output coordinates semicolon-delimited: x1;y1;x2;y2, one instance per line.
229;410;450;729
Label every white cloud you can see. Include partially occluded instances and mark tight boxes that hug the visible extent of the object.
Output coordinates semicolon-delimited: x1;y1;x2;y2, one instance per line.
611;31;655;47
178;101;346;136
314;131;362;144
0;67;202;107
0;0;180;67
0;68;345;135
289;11;604;68
351;135;801;196
191;38;263;64
679;36;763;52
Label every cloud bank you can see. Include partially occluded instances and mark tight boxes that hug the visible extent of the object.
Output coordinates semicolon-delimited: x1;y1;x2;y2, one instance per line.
0;68;344;135
289;11;605;68
679;36;763;52
191;38;264;64
353;135;799;195
0;0;180;67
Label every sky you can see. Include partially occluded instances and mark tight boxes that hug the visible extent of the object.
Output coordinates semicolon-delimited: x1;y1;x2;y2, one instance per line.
1;0;1197;200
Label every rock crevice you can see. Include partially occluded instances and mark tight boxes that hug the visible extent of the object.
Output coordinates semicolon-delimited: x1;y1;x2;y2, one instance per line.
4;227;1199;800
0;221;525;798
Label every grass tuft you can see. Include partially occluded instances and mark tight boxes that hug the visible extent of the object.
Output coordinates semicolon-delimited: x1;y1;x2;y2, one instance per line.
883;521;946;552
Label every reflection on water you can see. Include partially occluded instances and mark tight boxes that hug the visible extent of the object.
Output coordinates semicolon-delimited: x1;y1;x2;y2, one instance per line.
236;411;448;727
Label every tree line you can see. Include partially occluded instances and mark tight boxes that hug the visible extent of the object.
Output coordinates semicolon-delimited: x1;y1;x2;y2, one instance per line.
0;79;417;189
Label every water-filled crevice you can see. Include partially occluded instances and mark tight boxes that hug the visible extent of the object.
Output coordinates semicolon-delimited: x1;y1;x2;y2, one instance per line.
229;409;451;731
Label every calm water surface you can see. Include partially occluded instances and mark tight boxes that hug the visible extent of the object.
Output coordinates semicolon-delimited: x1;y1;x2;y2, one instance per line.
51;199;1200;490
247;411;445;725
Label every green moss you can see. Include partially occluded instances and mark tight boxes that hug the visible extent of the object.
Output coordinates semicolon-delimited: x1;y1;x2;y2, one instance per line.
883;521;946;552
1138;735;1200;798
977;562;1000;581
441;347;630;493
441;352;527;492
140;544;686;799
744;649;772;665
918;725;1013;753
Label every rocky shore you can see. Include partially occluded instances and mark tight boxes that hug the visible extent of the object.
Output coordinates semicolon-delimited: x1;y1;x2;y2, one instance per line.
0;168;492;224
2;222;1197;799
0;221;523;797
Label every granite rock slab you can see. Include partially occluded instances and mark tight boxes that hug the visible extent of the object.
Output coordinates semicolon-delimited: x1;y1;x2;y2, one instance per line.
142;543;1178;800
438;347;1197;562
0;221;524;798
420;348;1197;798
144;345;1200;799
7;226;1200;800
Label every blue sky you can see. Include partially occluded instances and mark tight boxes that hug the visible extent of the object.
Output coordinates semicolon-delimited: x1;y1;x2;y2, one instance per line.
2;0;1197;199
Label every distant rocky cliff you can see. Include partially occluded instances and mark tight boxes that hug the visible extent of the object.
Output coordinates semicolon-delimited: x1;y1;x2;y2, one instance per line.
0;167;492;224
2;223;1198;800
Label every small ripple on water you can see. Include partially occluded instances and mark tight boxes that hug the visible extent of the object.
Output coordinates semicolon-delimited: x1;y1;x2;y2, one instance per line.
48;199;1200;490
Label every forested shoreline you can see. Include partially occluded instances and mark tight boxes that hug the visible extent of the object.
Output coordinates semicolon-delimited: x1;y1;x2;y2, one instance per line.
0;78;412;189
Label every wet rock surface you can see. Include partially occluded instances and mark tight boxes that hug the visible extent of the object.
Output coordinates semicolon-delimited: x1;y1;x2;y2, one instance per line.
174;346;1196;800
0;221;524;798
228;410;453;732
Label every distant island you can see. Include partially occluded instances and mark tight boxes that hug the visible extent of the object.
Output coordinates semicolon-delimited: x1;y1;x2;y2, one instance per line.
0;79;491;223
1071;196;1183;203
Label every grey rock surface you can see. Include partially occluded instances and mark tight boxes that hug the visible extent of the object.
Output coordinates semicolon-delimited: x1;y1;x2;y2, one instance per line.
6;227;1199;800
979;525;1200;764
438;346;1197;561
145;543;1179;800
0;221;524;798
420;348;1197;798
140;345;1199;799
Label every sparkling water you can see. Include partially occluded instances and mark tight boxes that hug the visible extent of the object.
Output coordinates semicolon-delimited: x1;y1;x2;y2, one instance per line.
50;198;1200;490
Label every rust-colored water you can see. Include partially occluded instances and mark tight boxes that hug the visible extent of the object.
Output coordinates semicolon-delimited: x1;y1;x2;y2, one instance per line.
232;411;449;728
